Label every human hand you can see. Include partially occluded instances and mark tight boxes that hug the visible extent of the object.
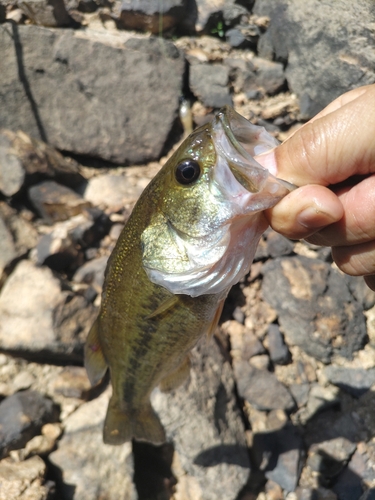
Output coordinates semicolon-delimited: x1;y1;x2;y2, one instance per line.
255;84;375;290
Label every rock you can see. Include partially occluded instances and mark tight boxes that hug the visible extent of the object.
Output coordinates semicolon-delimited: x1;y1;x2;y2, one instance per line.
265;230;294;258
0;130;26;196
323;366;375;398
0;25;184;164
49;388;137;500
332;448;365;500
223;320;265;361
0;215;16;276
0;129;85;195
73;255;108;292
0;260;96;362
51;366;91;399
289;383;310;408
266;323;290;365
0;4;5;23
252;421;303;491
253;0;375;118
0;455;52;500
29;180;91;223
0;390;57;458
151;339;250;500
261;256;367;363
0;202;38;258
31;211;110;272
225;28;247;48
360;491;375;500
189;63;232;108
83;170;152;209
18;0;72;26
119;0;189;33
233;360;295;411
307;437;357;479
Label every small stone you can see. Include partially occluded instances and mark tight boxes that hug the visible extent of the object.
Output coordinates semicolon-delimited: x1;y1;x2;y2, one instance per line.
266;231;294;258
0;455;51;500
0;131;25;196
189;63;232;108
223;320;265;361
266;324;290;365
332;448;365;500
308;437;357;479
252;421;303;491
0;215;16;276
12;371;35;391
323;366;375;398
305;384;340;418
29;180;91;223
0;390;57;459
264;478;283;500
83;171;150;209
262;256;367;362
73;255;108;292
289;383;310;408
119;0;188;33
249;354;270;370
18;0;71;26
234;360;295;411
49;388;137;500
52;366;91;399
226;28;247;47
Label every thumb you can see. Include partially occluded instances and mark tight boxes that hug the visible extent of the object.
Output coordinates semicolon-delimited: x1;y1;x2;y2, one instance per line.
256;84;375;188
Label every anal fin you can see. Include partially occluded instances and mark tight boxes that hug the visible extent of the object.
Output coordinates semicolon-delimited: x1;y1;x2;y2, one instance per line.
84;319;108;386
159;356;191;392
103;397;166;445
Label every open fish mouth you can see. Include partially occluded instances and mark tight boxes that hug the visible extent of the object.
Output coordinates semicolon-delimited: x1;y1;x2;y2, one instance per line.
212;106;296;197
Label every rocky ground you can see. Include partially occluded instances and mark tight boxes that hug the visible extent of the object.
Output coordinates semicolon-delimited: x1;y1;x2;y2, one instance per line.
0;0;375;499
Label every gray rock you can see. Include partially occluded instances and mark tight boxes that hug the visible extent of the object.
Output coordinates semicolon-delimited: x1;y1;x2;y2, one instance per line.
0;202;38;258
73;255;108;291
261;256;367;362
360;491;375;500
307;437;357;479
252;422;303;491
323;366;375;398
29;180;91;223
0;455;52;500
0;25;184;164
151;339;250;500
0;260;96;362
332;448;365;500
266;323;290;365
18;0;71;26
0;390;56;458
233;360;295;411
120;0;189;33
251;57;286;96
0;129;85;194
0;215;16;276
0;130;25;196
253;0;375;118
49;388;137;500
289;383;310;408
189;63;232;108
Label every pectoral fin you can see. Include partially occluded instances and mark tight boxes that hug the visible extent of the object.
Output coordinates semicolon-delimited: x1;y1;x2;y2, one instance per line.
146;295;179;319
159;356;191;392
84;319;108;387
207;298;225;337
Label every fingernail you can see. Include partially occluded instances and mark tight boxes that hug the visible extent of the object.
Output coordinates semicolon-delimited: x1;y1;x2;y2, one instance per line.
254;149;278;177
297;206;335;229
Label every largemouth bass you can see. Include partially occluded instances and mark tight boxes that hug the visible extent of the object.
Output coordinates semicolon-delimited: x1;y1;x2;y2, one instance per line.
84;106;294;445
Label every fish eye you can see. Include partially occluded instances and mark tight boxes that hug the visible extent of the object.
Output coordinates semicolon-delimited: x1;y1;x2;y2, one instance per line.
175;160;201;185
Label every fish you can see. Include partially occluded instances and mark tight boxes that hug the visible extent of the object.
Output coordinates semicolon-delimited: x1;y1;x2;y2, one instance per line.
84;106;294;445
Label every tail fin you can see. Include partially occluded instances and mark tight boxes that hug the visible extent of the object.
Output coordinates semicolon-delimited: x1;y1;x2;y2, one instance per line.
103;398;166;445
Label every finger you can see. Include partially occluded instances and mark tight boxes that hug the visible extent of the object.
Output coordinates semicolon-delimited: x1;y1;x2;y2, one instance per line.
265;184;344;240
305;174;375;246
332;240;375;276
255;84;375;186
